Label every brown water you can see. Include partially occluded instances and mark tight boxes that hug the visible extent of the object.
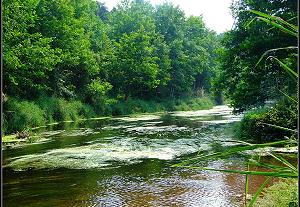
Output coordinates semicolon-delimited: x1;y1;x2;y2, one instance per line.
2;105;287;207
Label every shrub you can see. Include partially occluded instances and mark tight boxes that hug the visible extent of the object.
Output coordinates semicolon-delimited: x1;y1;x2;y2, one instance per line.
77;103;96;118
37;96;96;122
237;98;297;143
4;99;46;133
110;98;163;116
174;97;214;111
36;96;62;122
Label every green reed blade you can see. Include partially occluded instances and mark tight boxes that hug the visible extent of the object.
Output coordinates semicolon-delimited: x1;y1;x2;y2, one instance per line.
247;177;272;207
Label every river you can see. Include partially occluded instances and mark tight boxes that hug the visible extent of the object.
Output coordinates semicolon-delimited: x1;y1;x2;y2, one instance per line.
2;105;278;207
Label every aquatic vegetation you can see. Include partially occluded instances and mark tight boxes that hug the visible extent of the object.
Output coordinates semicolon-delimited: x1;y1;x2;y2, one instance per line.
4;106;241;172
60;129;100;137
126;125;188;135
5;141;194;170
114;114;161;122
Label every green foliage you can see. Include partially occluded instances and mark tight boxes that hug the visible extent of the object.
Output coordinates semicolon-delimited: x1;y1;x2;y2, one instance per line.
111;28;162;97
3;0;221;133
174;97;213;111
111;99;162;115
3;0;61;98
3;0;220;102
3;97;96;134
217;0;297;111
86;79;113;111
153;3;220;97
36;0;101;98
254;178;298;207
36;97;96;122
3;95;213;134
110;97;214;116
3;99;46;133
237;98;297;143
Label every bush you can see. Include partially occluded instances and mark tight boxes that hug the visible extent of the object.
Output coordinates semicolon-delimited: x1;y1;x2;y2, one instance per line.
237;98;297;143
111;98;164;116
37;96;96;122
3;99;46;134
36;96;62;122
110;97;214;116
174;97;214;111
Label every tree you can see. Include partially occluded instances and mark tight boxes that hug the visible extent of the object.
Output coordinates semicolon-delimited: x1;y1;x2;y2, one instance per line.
107;0;171;99
217;0;297;111
96;2;109;21
154;4;219;97
35;0;109;100
3;0;61;99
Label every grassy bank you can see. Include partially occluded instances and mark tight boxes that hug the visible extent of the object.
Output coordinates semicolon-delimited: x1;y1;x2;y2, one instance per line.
3;96;214;136
234;98;297;143
254;178;298;207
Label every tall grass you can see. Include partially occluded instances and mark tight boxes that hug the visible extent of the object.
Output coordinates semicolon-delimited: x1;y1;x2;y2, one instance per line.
254;178;298;207
3;99;46;134
110;96;214;116
3;96;214;134
36;97;95;122
3;97;96;134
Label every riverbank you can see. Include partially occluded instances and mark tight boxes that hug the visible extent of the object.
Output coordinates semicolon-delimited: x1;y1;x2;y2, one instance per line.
254;178;298;207
234;98;297;143
3;96;215;141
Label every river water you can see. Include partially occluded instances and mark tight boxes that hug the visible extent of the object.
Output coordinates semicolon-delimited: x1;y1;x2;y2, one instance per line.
2;105;276;207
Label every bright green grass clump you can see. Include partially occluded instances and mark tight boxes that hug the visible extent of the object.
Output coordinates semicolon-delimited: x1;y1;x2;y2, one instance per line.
3;97;96;135
254;178;298;207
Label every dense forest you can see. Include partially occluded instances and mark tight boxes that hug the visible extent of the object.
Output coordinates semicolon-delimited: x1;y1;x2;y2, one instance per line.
3;0;221;134
217;0;297;111
2;0;298;141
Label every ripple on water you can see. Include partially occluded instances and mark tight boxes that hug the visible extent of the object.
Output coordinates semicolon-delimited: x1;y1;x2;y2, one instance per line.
89;164;240;207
